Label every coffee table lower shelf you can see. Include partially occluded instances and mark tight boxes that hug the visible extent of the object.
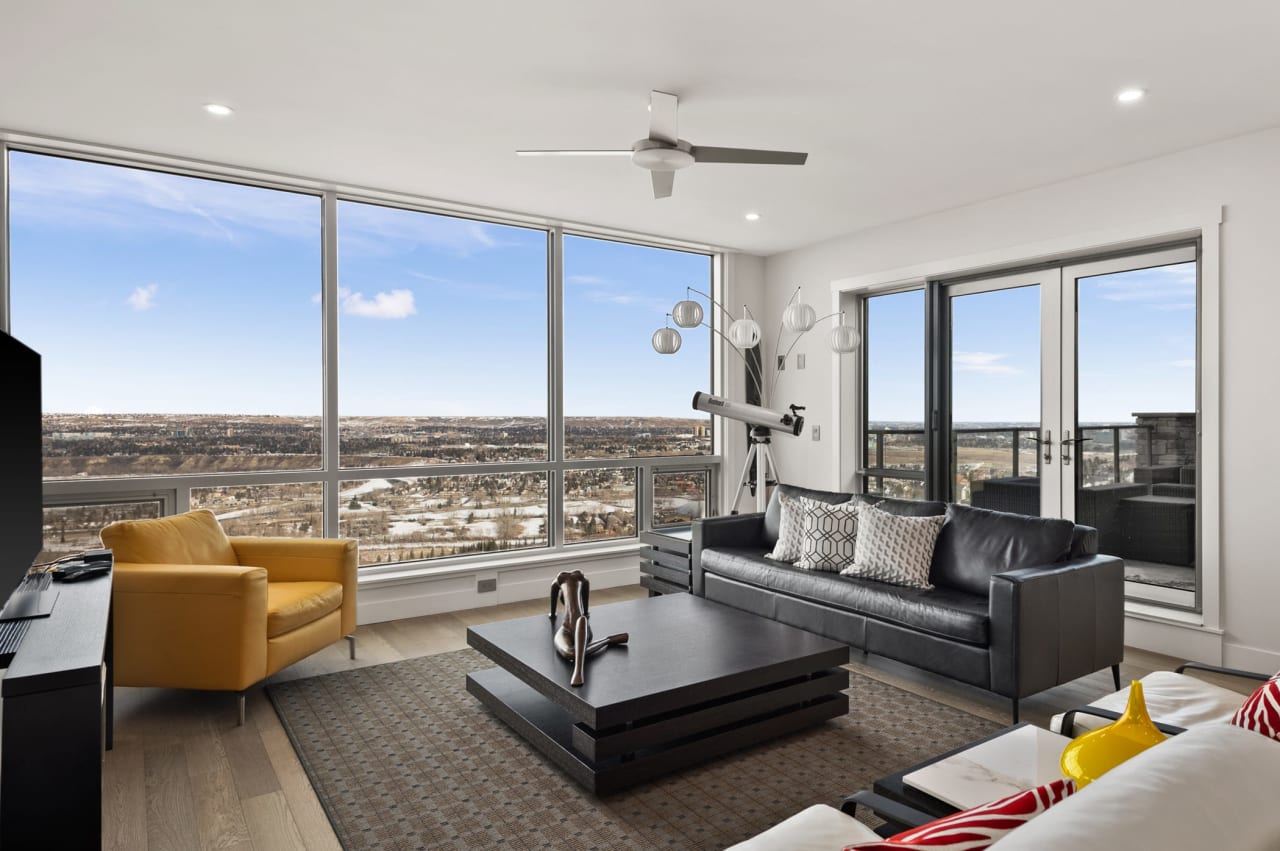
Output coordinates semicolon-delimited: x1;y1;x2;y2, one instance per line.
467;666;849;795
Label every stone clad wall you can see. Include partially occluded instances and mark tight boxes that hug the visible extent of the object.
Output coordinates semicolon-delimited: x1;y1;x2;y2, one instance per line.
1133;412;1196;467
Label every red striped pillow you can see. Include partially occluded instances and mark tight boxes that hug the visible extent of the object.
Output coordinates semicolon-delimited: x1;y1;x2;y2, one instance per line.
1231;674;1280;741
844;778;1075;850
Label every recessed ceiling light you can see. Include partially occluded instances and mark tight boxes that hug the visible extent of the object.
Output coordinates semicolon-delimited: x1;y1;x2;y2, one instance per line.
204;103;234;117
1116;88;1146;104
744;212;761;221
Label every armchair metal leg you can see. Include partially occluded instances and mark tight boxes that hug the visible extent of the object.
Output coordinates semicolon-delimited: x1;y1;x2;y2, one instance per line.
1112;664;1122;691
237;691;246;727
346;634;357;660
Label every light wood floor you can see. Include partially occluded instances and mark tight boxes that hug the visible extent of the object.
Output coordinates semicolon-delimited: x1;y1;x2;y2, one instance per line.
104;585;1251;850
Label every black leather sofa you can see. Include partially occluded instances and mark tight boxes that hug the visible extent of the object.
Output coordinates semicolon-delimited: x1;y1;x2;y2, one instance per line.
692;485;1125;720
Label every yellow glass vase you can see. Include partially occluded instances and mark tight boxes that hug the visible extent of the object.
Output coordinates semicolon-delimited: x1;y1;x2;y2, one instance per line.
1060;680;1166;788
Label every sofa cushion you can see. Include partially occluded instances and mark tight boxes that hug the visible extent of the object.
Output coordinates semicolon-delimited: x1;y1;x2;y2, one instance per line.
764;484;854;547
991;723;1280;850
847;778;1075;849
930;504;1075;597
725;804;879;851
795;499;859;572
700;548;990;645
845;504;943;589
266;581;343;638
766;491;818;563
101;508;238;566
1232;674;1280;741
854;494;948;518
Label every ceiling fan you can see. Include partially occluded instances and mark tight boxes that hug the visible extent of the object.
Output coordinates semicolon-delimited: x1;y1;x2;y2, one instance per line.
516;90;808;199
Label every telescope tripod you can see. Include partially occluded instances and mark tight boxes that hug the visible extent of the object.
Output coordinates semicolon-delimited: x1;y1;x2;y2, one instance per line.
731;426;781;514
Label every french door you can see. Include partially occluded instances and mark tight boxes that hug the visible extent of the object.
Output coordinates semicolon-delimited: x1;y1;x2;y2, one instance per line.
934;244;1200;609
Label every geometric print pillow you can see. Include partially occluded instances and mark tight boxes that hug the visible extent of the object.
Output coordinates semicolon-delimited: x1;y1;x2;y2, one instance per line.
794;499;859;572
1231;674;1280;741
844;777;1077;850
841;503;944;589
766;492;818;563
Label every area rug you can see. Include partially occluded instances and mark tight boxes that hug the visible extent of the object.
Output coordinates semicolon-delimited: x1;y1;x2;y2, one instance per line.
267;649;1001;850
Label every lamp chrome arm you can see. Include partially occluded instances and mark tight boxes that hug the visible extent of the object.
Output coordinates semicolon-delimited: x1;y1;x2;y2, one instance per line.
769;310;843;401
700;321;766;405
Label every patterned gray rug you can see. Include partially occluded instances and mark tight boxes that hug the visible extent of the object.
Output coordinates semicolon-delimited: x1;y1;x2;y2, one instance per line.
267;648;1000;851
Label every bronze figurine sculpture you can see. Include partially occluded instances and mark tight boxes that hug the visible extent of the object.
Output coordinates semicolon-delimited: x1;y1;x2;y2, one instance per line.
549;569;628;686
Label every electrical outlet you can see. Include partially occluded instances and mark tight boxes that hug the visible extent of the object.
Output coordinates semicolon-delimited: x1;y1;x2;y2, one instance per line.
811;425;821;441
797;353;806;370
776;355;785;371
477;577;497;593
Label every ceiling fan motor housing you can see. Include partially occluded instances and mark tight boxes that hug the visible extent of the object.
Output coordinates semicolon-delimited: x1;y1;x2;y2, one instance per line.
631;138;694;171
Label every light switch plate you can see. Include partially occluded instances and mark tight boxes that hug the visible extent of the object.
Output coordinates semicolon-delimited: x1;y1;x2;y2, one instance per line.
797;353;806;369
777;355;785;371
811;425;821;441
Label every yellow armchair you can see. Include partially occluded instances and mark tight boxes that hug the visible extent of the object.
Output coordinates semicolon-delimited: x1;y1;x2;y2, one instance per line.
101;509;358;723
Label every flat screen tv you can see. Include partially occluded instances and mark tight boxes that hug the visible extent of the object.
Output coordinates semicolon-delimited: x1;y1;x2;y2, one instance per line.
0;329;46;621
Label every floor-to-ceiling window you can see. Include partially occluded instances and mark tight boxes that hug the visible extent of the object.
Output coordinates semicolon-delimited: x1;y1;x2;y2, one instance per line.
860;288;927;499
5;148;718;572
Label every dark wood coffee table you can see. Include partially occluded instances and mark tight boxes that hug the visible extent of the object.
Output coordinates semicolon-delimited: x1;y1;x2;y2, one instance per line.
466;593;850;794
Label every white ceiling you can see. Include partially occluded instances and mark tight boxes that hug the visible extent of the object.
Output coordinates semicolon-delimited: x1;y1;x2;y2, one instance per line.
3;1;1279;255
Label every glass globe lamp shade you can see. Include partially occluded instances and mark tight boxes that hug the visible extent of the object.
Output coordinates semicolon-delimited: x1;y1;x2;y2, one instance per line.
828;323;860;354
782;301;817;333
727;318;762;349
671;299;704;328
829;323;860;353
651;326;682;354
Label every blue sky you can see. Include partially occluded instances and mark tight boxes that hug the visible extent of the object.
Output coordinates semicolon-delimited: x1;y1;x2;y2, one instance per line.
8;151;711;418
868;266;1196;424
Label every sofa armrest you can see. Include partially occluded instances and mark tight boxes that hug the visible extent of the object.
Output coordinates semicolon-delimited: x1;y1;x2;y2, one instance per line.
1173;661;1271;682
230;537;358;636
692;513;766;596
112;562;268;692
988;555;1125;699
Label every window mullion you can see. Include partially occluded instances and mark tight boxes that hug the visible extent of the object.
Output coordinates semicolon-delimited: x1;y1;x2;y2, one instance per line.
549;226;565;549
321;190;341;538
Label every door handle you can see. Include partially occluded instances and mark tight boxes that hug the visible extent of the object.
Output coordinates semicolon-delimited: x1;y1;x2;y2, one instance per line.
1037;429;1052;463
1061;430;1091;465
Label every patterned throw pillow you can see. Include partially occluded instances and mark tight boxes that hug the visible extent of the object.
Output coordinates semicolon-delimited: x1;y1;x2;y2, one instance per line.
794;499;859;572
841;504;944;589
844;778;1076;849
766;492;814;563
1231;674;1280;740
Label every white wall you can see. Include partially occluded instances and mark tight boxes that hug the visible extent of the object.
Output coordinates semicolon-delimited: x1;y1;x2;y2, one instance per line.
761;125;1280;669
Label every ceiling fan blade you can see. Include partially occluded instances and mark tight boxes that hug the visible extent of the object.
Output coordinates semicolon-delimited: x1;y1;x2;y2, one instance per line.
515;149;632;157
691;146;808;165
651;170;675;199
648;91;679;144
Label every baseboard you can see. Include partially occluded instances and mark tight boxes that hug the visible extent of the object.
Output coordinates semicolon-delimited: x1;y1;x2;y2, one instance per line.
356;554;641;624
1124;612;1224;664
1222;642;1280;675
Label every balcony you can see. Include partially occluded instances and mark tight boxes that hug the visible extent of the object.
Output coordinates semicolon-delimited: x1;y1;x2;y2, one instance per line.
865;414;1198;595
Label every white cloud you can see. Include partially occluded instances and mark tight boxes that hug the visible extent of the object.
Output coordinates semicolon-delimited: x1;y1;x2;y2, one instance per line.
953;351;1022;375
341;288;417;319
1093;264;1196;303
127;284;159;311
568;274;610;285
1171;359;1196;368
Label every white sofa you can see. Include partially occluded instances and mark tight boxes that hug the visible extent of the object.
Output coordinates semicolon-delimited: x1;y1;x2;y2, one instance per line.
1049;669;1246;734
731;723;1280;850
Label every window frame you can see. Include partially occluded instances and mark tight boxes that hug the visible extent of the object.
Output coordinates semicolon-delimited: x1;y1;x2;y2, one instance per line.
2;141;721;577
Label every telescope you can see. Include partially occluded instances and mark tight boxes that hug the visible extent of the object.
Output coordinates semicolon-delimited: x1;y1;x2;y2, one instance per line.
691;392;805;437
692;391;807;513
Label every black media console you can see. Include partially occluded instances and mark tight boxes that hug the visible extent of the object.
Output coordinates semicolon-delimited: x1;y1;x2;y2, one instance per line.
0;564;113;848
